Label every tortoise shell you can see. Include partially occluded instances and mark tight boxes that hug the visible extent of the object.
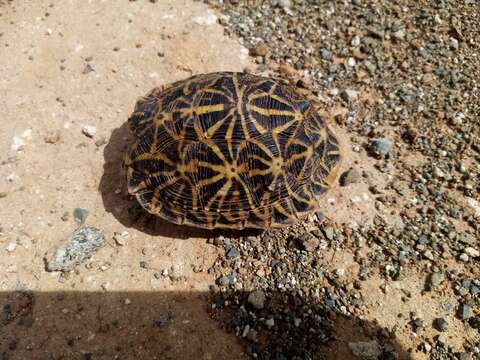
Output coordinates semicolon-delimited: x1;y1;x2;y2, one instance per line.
124;72;341;229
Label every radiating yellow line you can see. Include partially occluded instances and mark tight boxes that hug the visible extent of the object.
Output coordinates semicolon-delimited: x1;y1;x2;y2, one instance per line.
248;105;295;117
197;173;225;187
134;152;175;166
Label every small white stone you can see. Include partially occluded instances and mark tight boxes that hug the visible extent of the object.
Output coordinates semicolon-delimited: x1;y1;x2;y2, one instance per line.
464;247;479;258
11;136;26;151
113;231;129;246
6;243;17;252
6;173;17;182
467;198;480;218
277;0;292;9
347;57;356;67
82;125;96;138
423;250;434;260
124;298;131;305
351;35;361;46
459;253;469;262
433;167;445;178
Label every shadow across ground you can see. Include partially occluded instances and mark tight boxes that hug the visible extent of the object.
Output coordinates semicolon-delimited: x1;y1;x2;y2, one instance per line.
0;290;410;360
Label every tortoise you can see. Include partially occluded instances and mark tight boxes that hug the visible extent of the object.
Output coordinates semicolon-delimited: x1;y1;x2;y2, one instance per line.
124;72;341;230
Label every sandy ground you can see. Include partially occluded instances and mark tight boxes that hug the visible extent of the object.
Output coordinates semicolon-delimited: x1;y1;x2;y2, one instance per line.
0;1;477;359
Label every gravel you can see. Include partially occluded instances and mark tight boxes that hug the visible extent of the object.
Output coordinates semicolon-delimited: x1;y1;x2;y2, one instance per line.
45;208;105;271
205;0;480;357
45;225;105;272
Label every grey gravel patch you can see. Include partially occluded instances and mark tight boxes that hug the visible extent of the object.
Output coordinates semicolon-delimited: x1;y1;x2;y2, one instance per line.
46;225;105;272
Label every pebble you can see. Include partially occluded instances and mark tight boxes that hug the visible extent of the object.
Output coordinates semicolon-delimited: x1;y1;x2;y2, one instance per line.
94;136;107;147
276;0;292;9
82;125;97;138
73;208;89;225
249;41;268;57
348;340;381;359
6;243;17;252
351;35;361;46
11;136;26;152
247;290;266;310
323;226;335;241
213;236;225;246
341;88;359;102
412;318;424;331
459;253;469;262
464;247;479;258
82;64;94;74
432;318;448;332
113;231;129;246
226;246;240;259
340;167;361;186
44;130;61;144
218;276;230;286
458;303;472;320
450;37;459;50
265;318;275;327
428;272;445;290
278;62;297;79
368;138;391;157
320;48;332;60
296;233;319;252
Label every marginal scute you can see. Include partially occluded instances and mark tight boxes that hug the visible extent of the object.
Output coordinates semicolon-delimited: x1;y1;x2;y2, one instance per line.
125;72;342;229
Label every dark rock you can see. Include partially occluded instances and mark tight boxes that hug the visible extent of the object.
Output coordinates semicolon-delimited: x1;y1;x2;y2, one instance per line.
296;233;319;252
340;167;361;186
432;318;448;332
